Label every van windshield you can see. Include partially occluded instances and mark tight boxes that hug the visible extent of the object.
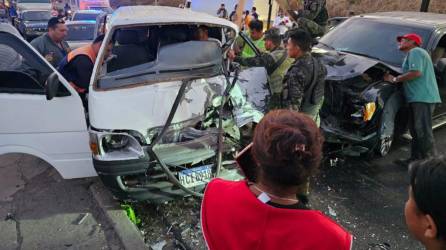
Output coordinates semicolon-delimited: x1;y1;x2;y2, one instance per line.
97;25;227;90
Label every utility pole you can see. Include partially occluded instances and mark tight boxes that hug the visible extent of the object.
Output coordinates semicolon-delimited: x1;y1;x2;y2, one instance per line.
267;0;273;29
420;0;430;12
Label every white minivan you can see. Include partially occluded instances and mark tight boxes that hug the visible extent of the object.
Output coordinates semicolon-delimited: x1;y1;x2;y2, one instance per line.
0;6;268;202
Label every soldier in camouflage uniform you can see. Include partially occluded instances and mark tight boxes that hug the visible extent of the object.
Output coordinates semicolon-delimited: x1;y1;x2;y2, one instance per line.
281;28;327;126
292;0;329;38
229;28;293;110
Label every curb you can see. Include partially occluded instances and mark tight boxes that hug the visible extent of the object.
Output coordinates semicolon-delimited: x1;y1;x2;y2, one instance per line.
89;181;148;250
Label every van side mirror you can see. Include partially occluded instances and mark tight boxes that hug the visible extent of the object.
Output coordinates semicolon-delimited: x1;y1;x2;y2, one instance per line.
45;72;60;100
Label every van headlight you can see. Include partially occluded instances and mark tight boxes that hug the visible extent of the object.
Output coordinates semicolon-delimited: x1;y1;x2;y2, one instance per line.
90;132;145;161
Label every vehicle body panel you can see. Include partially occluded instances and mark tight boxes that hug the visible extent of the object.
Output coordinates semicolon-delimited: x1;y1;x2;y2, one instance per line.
0;23;94;178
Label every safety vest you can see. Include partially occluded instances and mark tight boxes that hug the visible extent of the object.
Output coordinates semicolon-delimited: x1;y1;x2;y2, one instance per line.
59;45;96;93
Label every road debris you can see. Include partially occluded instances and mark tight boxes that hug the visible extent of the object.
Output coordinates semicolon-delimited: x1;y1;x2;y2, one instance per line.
76;213;89;225
328;205;337;217
150;240;166;250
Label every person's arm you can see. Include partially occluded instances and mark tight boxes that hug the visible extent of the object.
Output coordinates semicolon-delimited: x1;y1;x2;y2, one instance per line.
301;0;324;20
235;52;275;70
284;67;306;111
72;55;94;91
384;49;423;83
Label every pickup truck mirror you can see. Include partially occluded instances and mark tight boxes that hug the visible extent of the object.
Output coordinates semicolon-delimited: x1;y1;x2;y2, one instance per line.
45;72;60;100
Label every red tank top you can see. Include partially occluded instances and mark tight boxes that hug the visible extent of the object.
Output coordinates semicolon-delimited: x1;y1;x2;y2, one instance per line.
201;179;353;250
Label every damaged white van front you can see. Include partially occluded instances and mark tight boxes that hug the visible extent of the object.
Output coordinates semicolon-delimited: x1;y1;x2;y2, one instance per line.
83;6;264;201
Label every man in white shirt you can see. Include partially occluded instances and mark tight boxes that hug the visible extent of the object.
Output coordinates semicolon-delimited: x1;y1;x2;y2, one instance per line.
273;10;293;36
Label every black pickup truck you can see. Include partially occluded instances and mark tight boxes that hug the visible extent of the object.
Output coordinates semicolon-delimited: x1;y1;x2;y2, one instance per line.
315;11;446;157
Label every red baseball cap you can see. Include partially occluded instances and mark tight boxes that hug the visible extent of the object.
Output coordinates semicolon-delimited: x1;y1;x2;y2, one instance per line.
397;33;422;46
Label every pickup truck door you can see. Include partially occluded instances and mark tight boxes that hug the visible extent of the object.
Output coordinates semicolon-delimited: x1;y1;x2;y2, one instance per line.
0;29;95;179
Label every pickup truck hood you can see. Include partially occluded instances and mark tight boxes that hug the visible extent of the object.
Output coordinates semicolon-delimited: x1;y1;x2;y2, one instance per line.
313;47;402;81
17;3;52;11
88;76;226;139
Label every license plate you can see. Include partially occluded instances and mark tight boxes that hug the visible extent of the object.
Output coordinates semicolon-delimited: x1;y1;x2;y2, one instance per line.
178;165;213;188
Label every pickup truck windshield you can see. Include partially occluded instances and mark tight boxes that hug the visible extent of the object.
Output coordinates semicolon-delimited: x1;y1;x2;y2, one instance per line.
317;18;432;66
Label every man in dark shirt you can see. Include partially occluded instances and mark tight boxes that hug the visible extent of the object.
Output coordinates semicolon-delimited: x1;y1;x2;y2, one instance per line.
58;35;112;107
281;28;327;126
31;17;70;67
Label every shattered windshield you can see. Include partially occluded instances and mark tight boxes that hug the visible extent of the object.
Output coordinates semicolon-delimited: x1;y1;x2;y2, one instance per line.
318;18;432;66
97;25;226;90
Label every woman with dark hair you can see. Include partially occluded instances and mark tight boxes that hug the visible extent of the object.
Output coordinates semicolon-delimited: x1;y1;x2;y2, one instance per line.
201;110;352;250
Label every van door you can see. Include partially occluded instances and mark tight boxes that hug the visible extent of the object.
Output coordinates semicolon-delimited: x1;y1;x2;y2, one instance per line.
0;30;95;179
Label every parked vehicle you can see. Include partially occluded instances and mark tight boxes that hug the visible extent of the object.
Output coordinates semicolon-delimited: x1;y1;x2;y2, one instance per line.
71;9;104;21
65;20;98;49
0;6;266;202
77;0;110;12
15;9;51;41
15;0;51;13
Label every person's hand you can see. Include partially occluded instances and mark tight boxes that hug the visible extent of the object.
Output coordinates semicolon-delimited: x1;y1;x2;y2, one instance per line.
227;50;236;61
384;73;395;83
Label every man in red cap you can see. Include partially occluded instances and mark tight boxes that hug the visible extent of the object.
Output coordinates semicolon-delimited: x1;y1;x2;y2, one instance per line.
385;33;441;166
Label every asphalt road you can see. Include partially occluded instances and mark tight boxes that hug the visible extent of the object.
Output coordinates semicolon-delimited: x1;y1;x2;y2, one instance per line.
137;127;446;250
310;126;446;250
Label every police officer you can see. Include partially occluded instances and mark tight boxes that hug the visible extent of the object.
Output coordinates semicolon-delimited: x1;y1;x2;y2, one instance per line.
281;28;327;126
31;17;70;67
291;0;328;38
58;35;112;108
228;28;293;110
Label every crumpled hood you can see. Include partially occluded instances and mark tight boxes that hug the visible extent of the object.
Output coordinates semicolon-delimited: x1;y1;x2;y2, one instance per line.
89;77;224;139
313;47;402;81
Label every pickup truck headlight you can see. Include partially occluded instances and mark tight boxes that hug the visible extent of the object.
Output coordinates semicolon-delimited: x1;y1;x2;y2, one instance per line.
89;132;145;161
363;102;376;122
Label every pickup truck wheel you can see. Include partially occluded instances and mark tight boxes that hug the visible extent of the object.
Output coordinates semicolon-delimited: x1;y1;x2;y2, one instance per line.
376;135;393;157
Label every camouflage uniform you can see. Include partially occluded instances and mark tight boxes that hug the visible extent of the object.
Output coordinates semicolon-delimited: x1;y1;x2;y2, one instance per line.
236;47;293;110
297;0;329;38
281;53;327;126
